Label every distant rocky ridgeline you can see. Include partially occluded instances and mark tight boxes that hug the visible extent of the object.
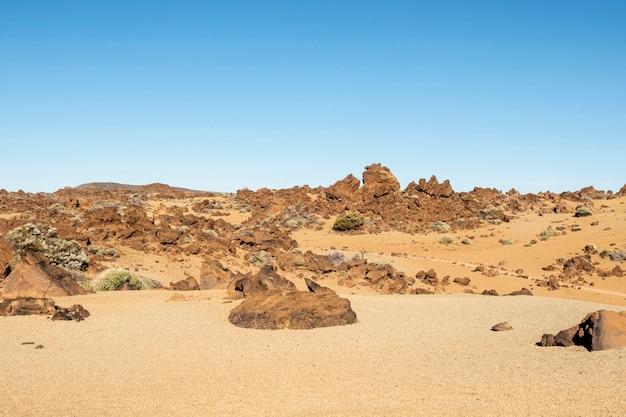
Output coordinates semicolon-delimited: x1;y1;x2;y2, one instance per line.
0;163;624;297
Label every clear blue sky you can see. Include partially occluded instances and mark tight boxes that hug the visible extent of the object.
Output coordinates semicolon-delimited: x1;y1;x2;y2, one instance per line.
1;1;625;194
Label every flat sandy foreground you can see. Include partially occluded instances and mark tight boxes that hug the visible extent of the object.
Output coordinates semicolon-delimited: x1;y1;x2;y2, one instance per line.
1;289;625;417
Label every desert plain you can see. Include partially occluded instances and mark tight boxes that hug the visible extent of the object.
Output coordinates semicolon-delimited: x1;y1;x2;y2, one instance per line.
1;163;625;416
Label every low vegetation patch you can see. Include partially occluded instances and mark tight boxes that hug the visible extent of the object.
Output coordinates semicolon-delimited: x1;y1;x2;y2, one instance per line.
439;236;454;245
332;213;365;231
87;269;157;291
574;206;593;217
4;223;88;270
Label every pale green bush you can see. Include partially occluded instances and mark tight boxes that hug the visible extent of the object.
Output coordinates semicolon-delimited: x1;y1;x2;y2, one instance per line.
88;269;156;291
4;223;88;270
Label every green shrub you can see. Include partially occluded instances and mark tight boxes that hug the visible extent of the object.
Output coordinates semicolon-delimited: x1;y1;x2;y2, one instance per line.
431;221;450;233
539;228;560;241
332;213;365;231
461;238;472;245
574;206;593;217
439;236;454;245
250;250;272;267
89;269;155;291
4;223;88;270
500;238;515;245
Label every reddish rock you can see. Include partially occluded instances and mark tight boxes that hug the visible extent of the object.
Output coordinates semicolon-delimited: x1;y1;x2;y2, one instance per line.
409;175;454;198
2;252;86;298
305;278;335;294
325;174;360;201
506;288;533;296
361;163;400;199
198;259;233;289
228;289;357;330
416;269;438;287
0;297;89;321
453;277;471;286
169;277;200;291
540;310;626;351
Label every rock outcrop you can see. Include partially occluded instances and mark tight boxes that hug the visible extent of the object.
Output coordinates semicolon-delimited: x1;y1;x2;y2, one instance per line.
228;277;357;330
2;252;87;298
540;310;626;351
0;297;89;321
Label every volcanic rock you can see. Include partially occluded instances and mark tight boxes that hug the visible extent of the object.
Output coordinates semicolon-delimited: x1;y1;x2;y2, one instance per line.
169;276;200;291
453;277;471;286
540;310;626;351
198;259;233;289
2;252;87;298
361;163;400;199
0;297;89;321
305;278;335;294
228;289;357;330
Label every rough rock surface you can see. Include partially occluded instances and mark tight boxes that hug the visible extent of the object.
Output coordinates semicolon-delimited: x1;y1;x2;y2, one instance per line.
169;276;200;291
540;310;626;351
0;297;89;321
2;252;86;298
228;289;357;330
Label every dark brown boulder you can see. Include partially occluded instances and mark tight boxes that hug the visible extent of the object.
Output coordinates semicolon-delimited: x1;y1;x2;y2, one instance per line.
416;269;438;286
453;277;471;286
169;276;200;291
2;252;87;298
228;289;357;330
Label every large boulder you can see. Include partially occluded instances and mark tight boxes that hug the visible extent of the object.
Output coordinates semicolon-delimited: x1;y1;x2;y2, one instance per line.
361;163;400;200
2;252;87;298
540;310;626;351
228;289;357;330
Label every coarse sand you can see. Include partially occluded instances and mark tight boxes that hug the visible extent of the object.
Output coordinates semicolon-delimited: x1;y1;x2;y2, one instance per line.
1;290;625;417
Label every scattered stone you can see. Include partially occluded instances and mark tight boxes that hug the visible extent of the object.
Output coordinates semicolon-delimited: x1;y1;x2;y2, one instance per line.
506;288;533;296
491;322;513;331
453;277;471;286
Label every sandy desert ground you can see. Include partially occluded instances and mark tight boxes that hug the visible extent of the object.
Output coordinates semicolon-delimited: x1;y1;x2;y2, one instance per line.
1;290;625;417
1;183;626;416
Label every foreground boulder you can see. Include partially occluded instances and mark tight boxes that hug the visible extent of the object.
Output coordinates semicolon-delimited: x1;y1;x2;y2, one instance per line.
540;310;626;351
0;297;89;321
228;278;357;330
2;252;86;298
